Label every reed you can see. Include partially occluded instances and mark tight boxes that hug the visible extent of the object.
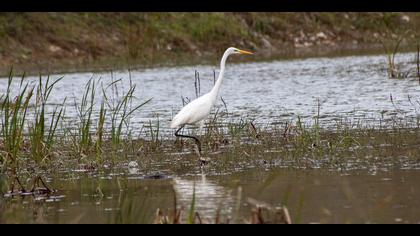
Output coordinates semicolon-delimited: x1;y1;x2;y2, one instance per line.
379;36;401;78
0;70;33;169
72;77;96;156
28;75;65;164
102;77;152;151
417;43;420;83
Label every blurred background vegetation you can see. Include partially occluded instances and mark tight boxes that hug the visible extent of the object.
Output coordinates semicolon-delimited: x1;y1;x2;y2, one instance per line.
0;12;419;75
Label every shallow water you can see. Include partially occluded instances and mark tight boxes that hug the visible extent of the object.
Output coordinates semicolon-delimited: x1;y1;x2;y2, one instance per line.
1;52;419;135
2;52;420;223
2;168;420;223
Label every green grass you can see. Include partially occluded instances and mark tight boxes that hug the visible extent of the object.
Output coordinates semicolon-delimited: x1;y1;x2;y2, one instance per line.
1;69;420;194
0;69;33;169
0;74;420;224
0;71;153;170
29;75;65;164
73;77;96;156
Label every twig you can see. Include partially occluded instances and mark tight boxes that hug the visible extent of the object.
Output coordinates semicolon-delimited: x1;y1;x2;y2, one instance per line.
249;121;260;139
283;122;290;138
11;176;26;193
194;70;200;98
195;212;203;224
215;209;221;224
220;96;228;113
31;176;52;193
213;70;216;85
417;43;419;84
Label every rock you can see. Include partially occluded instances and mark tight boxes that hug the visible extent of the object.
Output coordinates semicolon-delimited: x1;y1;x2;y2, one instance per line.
401;15;410;23
111;35;119;42
181;38;197;51
303;42;313;47
128;167;139;175
316;32;327;40
248;41;258;50
294;41;313;48
309;35;316;42
128;161;140;175
49;45;62;53
128;161;138;168
260;37;272;49
195;50;202;56
299;30;306;38
324;40;336;46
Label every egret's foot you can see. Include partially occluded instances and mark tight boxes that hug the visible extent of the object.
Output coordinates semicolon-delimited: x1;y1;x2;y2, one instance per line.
175;125;202;157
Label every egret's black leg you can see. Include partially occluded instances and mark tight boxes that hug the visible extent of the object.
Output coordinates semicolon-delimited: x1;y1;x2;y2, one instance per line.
175;125;202;155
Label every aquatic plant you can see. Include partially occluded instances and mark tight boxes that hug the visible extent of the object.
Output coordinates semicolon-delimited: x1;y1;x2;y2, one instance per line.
29;75;65;164
380;36;404;78
0;70;33;169
71;77;97;156
144;116;161;151
102;73;152;152
417;43;420;83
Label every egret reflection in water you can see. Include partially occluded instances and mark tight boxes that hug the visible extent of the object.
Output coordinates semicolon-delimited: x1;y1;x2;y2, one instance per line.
172;173;235;218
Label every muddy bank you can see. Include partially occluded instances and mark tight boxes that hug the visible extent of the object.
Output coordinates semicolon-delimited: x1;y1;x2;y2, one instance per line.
0;12;419;76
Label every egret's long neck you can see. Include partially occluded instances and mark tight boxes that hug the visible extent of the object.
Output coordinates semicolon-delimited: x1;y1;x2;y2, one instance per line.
210;51;230;98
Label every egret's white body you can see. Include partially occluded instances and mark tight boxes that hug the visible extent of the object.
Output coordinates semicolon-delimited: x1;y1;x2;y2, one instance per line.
170;47;252;129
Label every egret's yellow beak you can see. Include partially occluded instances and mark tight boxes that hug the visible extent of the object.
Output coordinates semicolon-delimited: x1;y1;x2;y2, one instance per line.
238;49;253;55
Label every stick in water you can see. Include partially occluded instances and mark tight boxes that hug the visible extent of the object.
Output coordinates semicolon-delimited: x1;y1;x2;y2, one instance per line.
417;43;419;84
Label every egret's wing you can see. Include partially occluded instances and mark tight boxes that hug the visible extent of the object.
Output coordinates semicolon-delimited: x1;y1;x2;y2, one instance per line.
170;94;212;128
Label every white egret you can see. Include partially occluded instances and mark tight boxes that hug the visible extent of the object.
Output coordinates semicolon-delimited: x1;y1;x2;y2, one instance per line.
170;47;253;155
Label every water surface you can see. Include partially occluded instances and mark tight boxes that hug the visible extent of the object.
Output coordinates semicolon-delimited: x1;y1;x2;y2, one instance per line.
1;52;420;223
2;168;420;223
1;52;419;135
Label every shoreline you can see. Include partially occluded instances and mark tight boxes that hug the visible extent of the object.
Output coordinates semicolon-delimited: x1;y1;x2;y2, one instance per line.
1;12;418;77
2;42;418;77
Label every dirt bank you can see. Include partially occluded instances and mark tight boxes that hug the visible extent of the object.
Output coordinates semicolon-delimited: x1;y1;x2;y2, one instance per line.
0;12;419;76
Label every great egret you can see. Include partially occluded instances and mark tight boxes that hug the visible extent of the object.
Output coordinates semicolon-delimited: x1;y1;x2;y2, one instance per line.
170;47;253;155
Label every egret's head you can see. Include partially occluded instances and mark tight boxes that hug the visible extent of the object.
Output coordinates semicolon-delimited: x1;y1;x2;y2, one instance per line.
227;47;253;55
